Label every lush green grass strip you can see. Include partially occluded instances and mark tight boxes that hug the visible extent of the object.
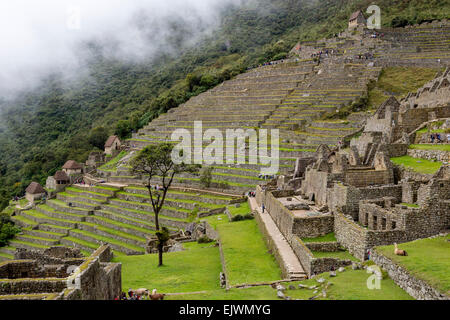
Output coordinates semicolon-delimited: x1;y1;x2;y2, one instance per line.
376;235;450;294
409;144;450;152
218;220;281;286
113;242;222;293
390;156;442;174
227;202;251;217
302;232;336;243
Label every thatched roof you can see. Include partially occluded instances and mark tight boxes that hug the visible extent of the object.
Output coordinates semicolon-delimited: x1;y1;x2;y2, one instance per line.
54;170;70;181
62;160;82;170
349;10;364;21
26;182;45;195
105;135;120;148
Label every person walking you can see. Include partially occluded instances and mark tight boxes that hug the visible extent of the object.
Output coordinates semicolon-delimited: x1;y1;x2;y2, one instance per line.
262;203;265;213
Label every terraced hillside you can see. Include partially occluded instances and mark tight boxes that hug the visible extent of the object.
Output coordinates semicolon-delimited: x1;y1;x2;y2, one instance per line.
0;184;240;261
375;23;450;65
112;56;380;193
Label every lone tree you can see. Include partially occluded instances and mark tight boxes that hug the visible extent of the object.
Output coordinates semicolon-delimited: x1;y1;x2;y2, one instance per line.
130;143;199;266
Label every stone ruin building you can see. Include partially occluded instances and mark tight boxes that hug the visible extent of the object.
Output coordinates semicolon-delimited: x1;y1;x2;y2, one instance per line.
25;182;46;203
46;171;71;193
0;245;121;300
256;68;449;276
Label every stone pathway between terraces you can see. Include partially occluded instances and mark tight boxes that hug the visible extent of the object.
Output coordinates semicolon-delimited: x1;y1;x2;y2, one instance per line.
248;197;306;279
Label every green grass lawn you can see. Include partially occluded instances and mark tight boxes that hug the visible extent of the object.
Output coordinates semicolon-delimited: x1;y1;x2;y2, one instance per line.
217;219;282;286
112;242;222;293
409;144;450;152
227;202;251;217
167;286;278;300
285;267;414;300
167;266;413;300
400;203;419;208
390;156;442;174
302;232;336;243
375;234;450;295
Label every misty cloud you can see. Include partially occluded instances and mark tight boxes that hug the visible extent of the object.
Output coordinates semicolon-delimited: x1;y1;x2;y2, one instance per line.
0;0;244;97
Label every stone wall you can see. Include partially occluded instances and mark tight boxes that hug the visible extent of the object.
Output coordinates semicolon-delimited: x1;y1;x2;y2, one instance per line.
371;250;448;300
254;211;290;279
292;215;334;238
344;169;392;187
289;236;352;277
0;245;121;300
334;211;408;260
329;183;403;219
334;212;368;260
407;149;449;162
305;241;340;252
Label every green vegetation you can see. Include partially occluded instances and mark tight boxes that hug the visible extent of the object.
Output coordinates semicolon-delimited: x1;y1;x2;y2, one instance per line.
98;151;128;172
409;144;450;152
286;267;413;300
130;143;200;266
400;203;420;208
1;0;449;211
227;202;251;217
367;67;439;109
390;156;442;174
0;212;21;247
113;242;222;293
311;250;358;262
217;219;281;286
166;266;413;300
376;235;450;295
302;232;336;243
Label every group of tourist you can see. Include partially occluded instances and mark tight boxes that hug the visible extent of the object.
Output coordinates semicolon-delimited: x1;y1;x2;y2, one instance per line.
369;32;384;38
258;174;275;180
355;52;374;60
430;132;450;143
247;191;256;198
310;48;336;61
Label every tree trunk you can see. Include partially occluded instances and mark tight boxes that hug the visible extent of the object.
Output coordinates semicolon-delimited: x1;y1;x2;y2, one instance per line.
158;243;163;266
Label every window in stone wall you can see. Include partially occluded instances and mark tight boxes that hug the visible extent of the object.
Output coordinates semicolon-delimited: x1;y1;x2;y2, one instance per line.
391;221;396;230
373;215;377;229
382;218;386;230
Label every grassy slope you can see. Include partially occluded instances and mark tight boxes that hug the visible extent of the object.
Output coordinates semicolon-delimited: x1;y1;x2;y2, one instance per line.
375;235;450;295
227;202;251;217
390;156;442;174
367;67;439;109
113;242;222;293
167;266;413;300
218;219;282;286
409;144;450;152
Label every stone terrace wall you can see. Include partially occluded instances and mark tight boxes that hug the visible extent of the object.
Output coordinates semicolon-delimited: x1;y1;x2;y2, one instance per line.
371;250;449;300
290;236;352;277
292;215;334;238
66;245;121;300
407;149;450;162
344;169;392;187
